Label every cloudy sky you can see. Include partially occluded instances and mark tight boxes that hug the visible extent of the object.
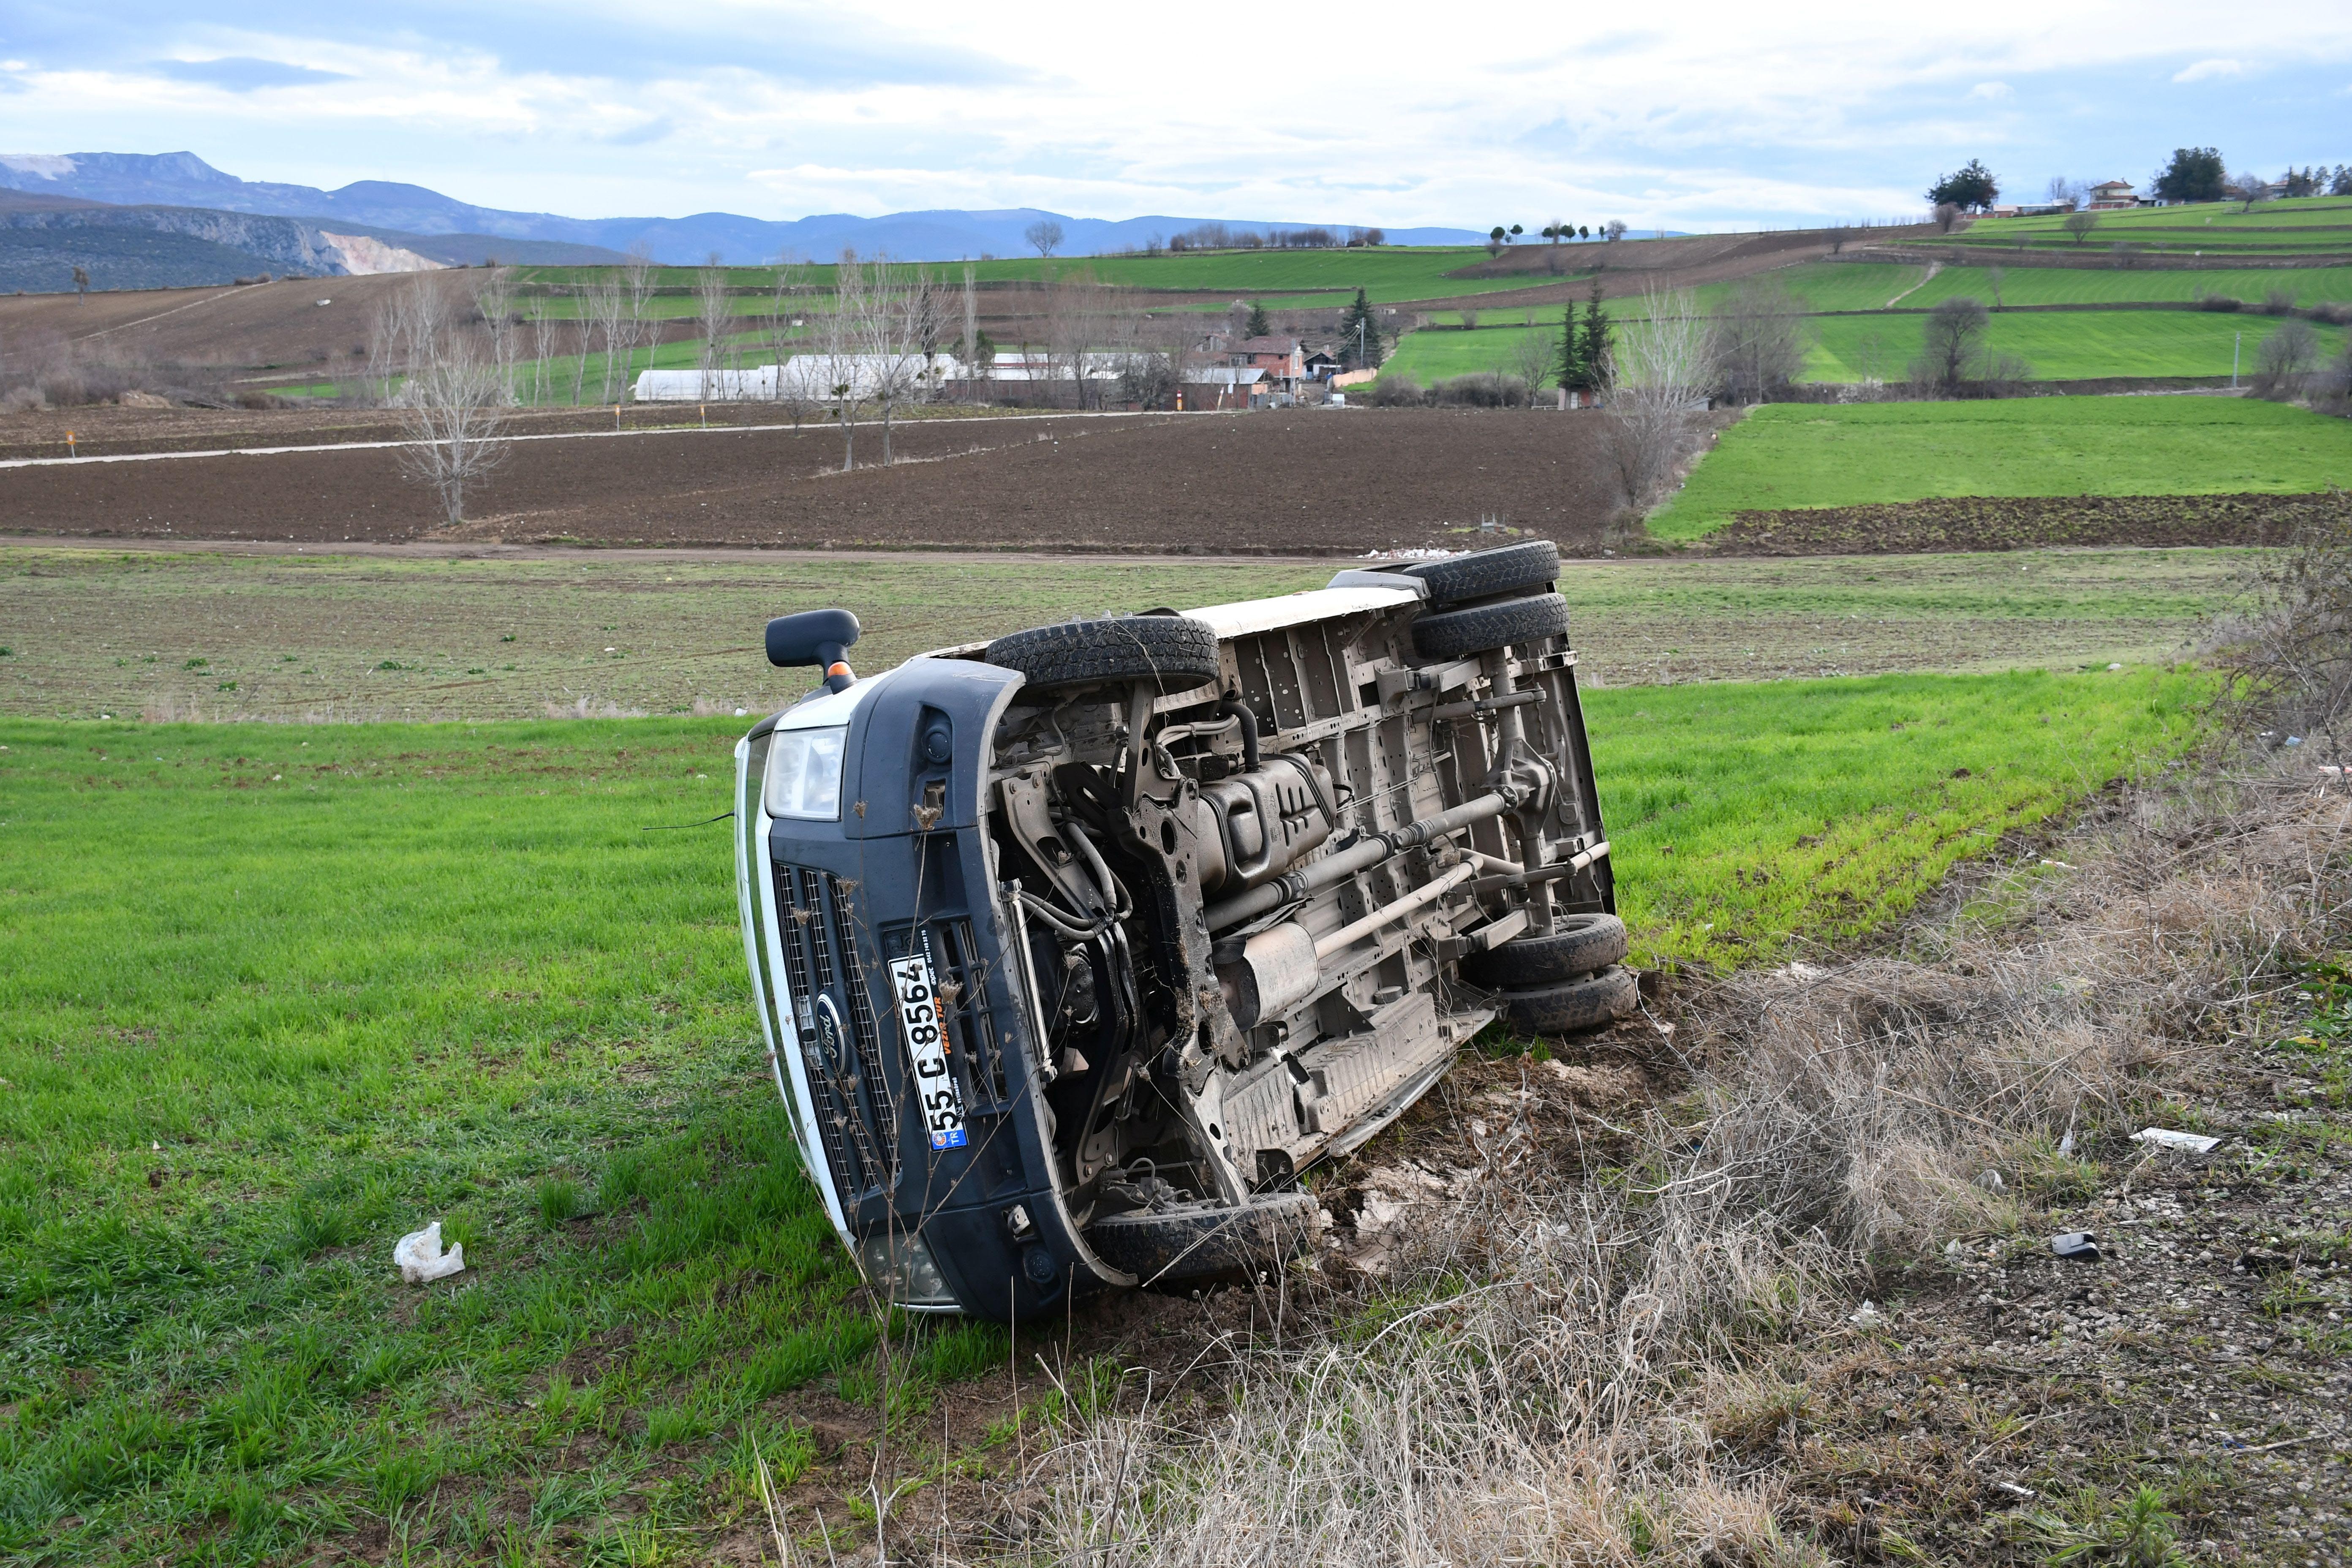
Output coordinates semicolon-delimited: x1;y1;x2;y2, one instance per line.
1;0;2345;228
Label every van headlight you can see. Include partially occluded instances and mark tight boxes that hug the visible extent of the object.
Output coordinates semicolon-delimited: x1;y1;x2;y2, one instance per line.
764;726;848;820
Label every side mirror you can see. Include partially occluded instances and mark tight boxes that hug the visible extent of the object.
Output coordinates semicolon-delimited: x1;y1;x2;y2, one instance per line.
766;608;861;693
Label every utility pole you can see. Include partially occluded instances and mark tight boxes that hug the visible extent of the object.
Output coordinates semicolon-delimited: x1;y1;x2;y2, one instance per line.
2232;332;2240;389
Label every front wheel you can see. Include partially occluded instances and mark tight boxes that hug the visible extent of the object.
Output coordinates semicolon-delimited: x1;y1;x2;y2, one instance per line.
985;615;1222;694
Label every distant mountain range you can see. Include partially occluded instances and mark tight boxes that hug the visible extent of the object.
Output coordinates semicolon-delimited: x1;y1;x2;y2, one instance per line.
0;151;1490;272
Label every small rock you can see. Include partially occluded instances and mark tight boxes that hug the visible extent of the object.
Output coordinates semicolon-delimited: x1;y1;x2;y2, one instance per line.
2235;1247;2293;1275
2051;1231;2102;1262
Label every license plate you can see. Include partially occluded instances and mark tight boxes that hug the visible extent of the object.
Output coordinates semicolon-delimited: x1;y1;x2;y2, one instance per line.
889;953;968;1150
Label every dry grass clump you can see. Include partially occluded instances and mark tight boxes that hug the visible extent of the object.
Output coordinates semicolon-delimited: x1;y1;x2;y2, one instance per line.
2209;498;2352;764
959;757;2350;1567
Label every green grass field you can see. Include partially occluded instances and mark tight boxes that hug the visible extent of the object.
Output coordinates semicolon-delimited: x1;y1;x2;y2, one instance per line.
1382;287;2346;392
0;657;2204;1561
1801;308;2344;383
517;247;1570;311
1376;320;1562;385
1923;195;2352;256
1709;261;2352;315
1652;395;2352;538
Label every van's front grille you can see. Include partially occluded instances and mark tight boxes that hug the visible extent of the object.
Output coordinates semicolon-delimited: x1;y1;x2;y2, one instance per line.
775;866;891;1202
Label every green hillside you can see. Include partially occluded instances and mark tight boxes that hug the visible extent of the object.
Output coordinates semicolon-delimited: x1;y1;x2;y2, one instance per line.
1920;195;2352;257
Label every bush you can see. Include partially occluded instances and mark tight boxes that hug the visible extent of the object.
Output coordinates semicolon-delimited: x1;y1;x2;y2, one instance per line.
2259;288;2298;316
1367;375;1427;407
2197;293;2243;312
1428;372;1529;408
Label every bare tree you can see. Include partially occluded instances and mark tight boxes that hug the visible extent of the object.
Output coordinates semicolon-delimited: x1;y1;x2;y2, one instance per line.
1932;202;1962;234
767;257;814;424
2063;210;2100;246
2252;318;2321;398
1045;269;1115;409
377;276;509;524
861;258;945;463
2045;176;2083;211
621;244;658;395
960;264;983;400
2230;170;2272;212
1024;218;1064;258
1706;276;1808;404
523;297;559;406
821;250;869;470
474;266;521;404
1504;328;1552;406
1602;219;1628;242
1605;286;1708;509
698;254;733;399
1910;296;1990;395
583;271;626;401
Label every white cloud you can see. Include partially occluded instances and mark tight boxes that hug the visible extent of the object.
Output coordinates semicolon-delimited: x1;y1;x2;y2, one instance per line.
1;1;2348;229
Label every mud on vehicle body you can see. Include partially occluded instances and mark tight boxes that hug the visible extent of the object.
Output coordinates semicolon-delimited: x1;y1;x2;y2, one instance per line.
732;541;1630;1320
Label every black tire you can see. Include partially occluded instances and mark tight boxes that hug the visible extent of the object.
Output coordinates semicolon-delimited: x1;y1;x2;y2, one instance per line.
1411;592;1571;662
1402;540;1560;606
1084;1192;1321;1286
985;615;1222;694
1498;964;1639;1036
1465;913;1628;987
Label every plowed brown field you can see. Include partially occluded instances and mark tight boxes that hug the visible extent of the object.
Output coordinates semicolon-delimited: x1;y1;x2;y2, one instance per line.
0;408;1630;555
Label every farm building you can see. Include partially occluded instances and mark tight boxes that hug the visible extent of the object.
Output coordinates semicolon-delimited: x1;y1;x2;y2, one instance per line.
632;355;969;402
2086;180;2141;210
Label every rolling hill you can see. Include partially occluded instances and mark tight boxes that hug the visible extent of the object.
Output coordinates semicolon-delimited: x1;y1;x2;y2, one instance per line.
0;151;1490;267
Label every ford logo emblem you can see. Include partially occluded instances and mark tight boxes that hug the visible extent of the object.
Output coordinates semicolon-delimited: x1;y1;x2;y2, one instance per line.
811;992;847;1064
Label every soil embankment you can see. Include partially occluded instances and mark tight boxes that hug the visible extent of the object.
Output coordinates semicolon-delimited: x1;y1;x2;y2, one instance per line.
1710;490;2342;554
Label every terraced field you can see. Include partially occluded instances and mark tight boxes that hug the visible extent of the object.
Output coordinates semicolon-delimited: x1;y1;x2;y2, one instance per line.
1919;194;2352;257
1652;396;2352;539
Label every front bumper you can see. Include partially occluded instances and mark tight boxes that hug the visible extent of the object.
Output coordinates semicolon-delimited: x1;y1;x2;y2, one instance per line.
732;660;1120;1319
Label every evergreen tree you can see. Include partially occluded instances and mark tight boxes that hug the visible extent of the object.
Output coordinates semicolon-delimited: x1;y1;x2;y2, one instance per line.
1337;289;1381;368
1555;299;1582;390
1245;300;1272;338
1566;274;1611;393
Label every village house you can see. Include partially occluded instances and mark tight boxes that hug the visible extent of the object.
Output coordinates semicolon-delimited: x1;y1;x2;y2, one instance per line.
1224;335;1305;390
2086;180;2140;210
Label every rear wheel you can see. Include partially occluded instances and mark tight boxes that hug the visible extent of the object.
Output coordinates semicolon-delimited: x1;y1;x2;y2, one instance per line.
1465;913;1628;987
1401;540;1560;606
1497;964;1639;1036
985;615;1222;694
1411;592;1571;662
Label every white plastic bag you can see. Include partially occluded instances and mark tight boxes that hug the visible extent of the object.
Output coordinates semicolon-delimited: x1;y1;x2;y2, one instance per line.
393;1221;466;1284
2132;1127;2221;1154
